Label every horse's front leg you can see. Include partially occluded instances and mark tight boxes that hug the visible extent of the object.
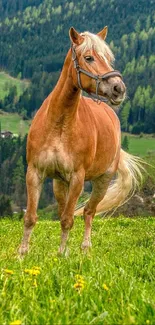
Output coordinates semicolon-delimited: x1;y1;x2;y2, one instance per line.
19;165;42;255
59;170;84;254
81;173;113;250
53;179;68;218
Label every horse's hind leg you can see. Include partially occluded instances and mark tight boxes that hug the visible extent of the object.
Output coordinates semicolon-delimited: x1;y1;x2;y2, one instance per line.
19;165;42;255
81;173;113;250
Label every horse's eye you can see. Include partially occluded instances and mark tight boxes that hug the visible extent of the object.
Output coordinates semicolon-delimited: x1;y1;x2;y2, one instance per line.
84;56;94;63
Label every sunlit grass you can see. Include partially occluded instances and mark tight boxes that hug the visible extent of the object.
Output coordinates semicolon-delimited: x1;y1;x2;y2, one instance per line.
128;137;155;156
122;133;155;157
0;216;155;324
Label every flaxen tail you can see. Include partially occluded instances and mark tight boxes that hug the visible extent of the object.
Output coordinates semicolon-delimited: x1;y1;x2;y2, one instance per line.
75;149;144;216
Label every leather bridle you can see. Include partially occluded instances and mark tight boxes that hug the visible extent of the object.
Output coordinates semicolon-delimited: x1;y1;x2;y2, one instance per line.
71;44;123;103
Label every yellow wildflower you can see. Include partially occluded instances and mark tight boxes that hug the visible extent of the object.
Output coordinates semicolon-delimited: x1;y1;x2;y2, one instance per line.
32;269;40;275
73;282;85;291
24;269;31;274
75;274;84;282
33;266;41;270
24;269;40;276
103;283;109;291
10;320;22;325
4;269;14;275
74;275;86;291
146;321;150;325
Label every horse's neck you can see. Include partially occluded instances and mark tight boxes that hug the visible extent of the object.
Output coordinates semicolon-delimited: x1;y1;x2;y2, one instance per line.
47;49;81;125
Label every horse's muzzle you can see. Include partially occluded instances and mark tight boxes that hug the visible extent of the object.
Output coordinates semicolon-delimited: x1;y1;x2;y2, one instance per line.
111;79;126;105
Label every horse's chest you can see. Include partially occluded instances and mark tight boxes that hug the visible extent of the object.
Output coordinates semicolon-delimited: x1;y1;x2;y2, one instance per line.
38;143;73;181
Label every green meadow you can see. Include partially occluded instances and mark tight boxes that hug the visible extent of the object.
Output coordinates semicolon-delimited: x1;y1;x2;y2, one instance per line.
0;112;30;135
0;71;30;135
122;134;155;157
0;72;29;100
0;216;155;325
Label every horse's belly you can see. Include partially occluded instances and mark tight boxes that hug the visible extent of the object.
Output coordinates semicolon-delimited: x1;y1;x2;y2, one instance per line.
37;147;73;182
85;161;110;180
85;143;119;180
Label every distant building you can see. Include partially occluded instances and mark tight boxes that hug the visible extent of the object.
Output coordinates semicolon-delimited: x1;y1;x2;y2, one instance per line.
1;130;13;138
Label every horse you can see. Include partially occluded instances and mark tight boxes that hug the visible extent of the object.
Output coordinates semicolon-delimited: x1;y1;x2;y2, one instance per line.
19;26;142;255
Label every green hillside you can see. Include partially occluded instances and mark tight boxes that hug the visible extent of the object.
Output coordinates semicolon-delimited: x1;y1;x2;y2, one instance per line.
0;111;30;135
0;71;29;100
0;0;155;133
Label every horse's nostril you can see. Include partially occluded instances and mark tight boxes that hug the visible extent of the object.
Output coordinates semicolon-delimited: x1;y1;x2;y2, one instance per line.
113;84;122;94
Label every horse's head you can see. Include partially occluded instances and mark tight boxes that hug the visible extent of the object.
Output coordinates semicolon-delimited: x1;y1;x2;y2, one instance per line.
69;27;126;108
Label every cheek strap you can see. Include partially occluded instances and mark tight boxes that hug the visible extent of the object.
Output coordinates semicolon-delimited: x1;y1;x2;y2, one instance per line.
71;44;123;104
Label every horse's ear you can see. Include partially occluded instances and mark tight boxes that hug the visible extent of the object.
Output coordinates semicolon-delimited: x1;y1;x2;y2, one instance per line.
69;27;84;45
97;26;108;40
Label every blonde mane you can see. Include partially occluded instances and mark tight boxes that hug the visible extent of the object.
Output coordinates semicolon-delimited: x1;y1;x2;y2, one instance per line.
77;31;115;63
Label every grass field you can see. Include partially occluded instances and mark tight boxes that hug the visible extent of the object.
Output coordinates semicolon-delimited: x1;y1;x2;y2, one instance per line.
0;112;30;135
128;137;155;157
0;72;29;100
122;134;155;157
0;216;155;325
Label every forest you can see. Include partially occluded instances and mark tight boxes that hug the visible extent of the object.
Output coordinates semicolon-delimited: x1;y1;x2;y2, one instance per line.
0;0;155;215
0;0;155;133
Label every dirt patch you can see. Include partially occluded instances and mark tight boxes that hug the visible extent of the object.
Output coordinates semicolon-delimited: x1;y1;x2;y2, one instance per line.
113;176;155;217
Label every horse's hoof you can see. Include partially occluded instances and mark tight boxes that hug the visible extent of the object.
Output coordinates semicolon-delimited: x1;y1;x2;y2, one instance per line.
81;240;92;252
58;247;69;257
18;245;29;256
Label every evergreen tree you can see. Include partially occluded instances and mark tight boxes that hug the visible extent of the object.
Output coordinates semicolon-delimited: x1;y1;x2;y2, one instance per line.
120;102;131;132
122;135;129;152
0;194;13;217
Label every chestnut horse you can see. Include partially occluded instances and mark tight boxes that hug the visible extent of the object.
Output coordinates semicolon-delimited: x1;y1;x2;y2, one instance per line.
19;27;142;255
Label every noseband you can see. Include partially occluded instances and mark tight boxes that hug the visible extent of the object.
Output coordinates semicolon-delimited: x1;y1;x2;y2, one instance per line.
71;44;123;103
